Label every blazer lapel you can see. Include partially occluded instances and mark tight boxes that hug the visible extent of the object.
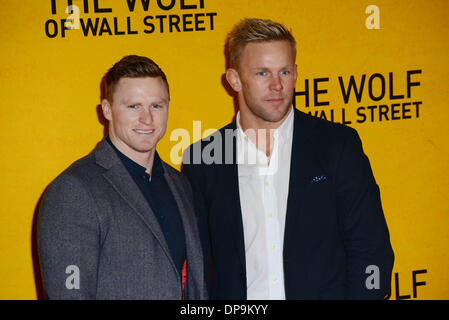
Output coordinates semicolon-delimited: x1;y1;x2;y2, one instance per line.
283;109;318;256
94;139;172;265
162;165;205;298
219;123;246;271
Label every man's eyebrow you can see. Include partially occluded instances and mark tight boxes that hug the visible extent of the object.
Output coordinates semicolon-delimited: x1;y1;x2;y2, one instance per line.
120;100;142;105
250;65;295;71
151;99;169;105
121;98;169;105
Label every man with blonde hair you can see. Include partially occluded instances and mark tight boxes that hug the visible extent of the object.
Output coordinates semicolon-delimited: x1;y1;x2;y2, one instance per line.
183;18;394;299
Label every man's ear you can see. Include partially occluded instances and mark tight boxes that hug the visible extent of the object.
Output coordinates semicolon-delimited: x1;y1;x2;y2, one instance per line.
101;99;112;121
225;68;242;92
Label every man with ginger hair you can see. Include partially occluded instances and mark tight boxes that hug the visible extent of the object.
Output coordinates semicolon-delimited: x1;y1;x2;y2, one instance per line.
38;55;207;299
183;18;394;299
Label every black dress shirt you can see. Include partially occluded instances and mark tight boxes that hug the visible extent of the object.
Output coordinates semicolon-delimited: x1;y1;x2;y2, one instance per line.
106;137;186;278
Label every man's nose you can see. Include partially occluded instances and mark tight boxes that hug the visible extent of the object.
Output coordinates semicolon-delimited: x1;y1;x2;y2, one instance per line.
139;108;153;125
269;75;283;91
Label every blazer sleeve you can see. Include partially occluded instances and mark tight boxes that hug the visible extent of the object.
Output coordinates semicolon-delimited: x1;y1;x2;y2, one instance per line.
335;128;394;299
38;173;100;299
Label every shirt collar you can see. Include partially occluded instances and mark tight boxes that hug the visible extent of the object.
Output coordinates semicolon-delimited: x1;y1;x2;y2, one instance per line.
106;137;164;180
236;105;294;144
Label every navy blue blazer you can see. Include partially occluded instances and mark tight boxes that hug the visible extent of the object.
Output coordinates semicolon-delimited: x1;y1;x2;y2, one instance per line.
183;108;394;299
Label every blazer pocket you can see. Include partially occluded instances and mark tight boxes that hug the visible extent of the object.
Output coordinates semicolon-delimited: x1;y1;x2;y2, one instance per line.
309;174;328;184
303;174;334;209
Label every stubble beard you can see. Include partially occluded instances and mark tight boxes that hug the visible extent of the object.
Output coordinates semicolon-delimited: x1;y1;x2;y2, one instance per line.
243;93;293;125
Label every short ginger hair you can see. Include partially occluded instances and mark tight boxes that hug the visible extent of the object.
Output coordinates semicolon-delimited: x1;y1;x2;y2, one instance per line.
104;55;169;102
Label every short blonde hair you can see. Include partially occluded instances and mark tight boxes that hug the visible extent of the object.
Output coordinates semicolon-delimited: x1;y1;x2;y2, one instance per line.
226;18;296;69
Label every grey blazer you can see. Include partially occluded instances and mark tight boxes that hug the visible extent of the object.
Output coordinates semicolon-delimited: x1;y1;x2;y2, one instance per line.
38;138;207;299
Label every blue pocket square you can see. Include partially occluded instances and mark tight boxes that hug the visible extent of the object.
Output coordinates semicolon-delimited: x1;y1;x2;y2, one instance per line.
311;175;328;183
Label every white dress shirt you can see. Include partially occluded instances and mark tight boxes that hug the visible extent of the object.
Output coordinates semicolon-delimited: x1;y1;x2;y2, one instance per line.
236;106;294;300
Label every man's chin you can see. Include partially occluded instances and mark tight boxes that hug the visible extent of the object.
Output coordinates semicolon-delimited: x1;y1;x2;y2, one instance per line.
124;139;157;154
132;145;157;154
261;104;291;123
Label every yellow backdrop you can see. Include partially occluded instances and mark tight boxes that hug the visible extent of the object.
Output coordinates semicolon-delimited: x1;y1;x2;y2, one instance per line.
0;0;447;299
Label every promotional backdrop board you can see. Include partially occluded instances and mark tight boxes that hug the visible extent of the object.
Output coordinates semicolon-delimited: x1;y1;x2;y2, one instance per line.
0;0;447;299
